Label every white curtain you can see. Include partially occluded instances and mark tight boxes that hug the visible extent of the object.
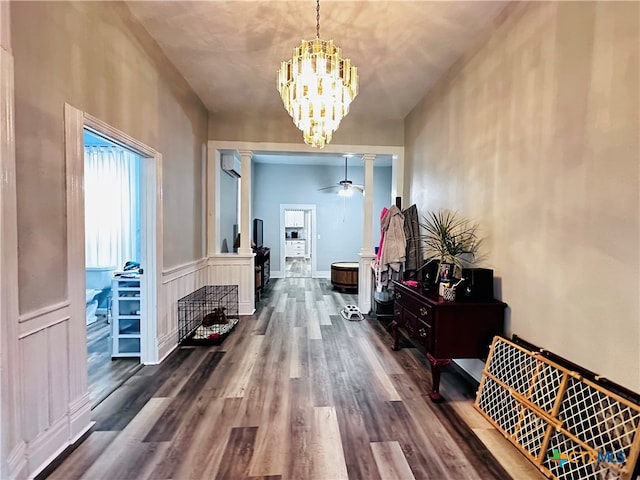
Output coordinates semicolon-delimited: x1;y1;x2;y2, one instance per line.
84;146;139;270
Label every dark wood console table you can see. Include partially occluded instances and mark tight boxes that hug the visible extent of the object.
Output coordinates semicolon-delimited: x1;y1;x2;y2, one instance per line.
254;247;270;301
390;280;506;401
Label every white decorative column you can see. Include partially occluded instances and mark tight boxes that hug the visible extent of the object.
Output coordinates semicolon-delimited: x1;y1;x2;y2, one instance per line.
0;2;27;477
206;146;218;257
236;149;255;313
237;150;253;256
358;153;376;314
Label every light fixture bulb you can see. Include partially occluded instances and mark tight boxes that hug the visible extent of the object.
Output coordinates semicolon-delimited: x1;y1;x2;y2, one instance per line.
338;187;353;197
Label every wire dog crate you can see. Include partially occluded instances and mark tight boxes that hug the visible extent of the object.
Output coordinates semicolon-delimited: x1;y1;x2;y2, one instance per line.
178;285;239;345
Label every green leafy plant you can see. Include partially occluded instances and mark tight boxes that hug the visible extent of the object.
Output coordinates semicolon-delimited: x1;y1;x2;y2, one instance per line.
420;210;480;280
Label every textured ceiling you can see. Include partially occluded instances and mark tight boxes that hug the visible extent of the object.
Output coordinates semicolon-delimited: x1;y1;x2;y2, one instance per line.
125;1;509;121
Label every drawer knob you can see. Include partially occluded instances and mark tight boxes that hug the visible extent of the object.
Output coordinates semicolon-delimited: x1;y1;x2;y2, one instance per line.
419;307;428;317
418;327;427;338
394;293;401;300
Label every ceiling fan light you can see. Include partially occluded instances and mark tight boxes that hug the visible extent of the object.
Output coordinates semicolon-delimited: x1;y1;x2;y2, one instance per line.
277;0;358;149
337;187;353;197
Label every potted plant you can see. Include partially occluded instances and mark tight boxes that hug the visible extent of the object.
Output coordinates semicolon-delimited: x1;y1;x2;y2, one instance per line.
420;210;480;283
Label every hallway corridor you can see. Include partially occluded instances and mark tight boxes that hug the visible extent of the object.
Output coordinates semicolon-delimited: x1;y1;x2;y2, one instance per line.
45;278;541;480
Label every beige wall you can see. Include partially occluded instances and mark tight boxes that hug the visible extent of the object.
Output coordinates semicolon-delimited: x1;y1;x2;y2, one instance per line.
12;1;208;313
209;111;404;147
405;2;639;391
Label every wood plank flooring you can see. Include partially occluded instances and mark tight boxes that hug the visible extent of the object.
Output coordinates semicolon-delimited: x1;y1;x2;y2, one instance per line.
285;258;311;277
46;278;544;480
87;316;142;406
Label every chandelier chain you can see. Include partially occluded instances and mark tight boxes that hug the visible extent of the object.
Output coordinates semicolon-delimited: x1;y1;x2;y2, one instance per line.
316;0;320;38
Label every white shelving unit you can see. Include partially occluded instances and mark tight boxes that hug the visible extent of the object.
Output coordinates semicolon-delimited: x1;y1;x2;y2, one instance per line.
111;274;142;358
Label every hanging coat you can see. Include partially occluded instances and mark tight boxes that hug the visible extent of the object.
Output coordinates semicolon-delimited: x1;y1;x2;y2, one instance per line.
403;204;421;272
379;205;406;274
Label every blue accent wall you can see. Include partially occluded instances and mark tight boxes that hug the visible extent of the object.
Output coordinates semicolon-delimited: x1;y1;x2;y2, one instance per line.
252;162;392;274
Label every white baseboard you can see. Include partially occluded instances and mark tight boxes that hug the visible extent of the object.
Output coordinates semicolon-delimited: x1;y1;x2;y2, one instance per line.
6;441;27;480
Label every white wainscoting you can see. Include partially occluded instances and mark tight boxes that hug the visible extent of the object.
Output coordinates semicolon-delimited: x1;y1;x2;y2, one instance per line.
208;254;255;315
6;442;26;480
17;302;92;478
158;255;254;359
358;254;376;315
158;258;209;362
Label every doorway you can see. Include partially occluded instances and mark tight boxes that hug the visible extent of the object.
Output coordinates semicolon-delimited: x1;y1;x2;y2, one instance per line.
65;105;161;410
280;204;316;278
83;128;143;406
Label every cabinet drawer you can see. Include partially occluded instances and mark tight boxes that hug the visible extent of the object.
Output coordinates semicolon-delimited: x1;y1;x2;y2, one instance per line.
286;242;305;257
395;288;430;316
416;303;433;326
416;318;433;352
404;310;419;338
393;289;408;307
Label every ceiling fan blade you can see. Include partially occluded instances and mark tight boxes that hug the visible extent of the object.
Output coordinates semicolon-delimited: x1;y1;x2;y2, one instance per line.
318;185;339;191
351;184;365;192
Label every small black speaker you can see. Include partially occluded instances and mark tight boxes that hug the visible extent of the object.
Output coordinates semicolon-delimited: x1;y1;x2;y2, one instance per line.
419;259;440;290
459;268;494;301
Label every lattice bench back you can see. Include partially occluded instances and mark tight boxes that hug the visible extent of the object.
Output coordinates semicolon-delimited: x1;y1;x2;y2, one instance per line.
475;336;640;480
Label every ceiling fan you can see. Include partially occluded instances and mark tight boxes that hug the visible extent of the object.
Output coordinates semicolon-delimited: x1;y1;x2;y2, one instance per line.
318;156;364;197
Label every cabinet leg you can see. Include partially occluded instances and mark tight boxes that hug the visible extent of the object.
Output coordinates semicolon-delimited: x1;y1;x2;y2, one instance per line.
426;353;451;401
390;320;400;351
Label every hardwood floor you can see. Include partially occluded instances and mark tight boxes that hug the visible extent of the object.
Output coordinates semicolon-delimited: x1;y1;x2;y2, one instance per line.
47;278;544;480
87;316;142;407
285;257;311;277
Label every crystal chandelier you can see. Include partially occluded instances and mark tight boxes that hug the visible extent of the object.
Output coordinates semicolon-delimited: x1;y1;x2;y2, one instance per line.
277;0;358;148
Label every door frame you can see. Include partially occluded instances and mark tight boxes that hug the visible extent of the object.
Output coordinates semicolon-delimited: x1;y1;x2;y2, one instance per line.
280;204;316;278
65;104;162;365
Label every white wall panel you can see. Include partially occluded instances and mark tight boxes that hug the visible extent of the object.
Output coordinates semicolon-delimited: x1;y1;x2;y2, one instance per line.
208;254;255;315
47;322;69;423
17;302;79;478
158;258;208;362
20;332;49;443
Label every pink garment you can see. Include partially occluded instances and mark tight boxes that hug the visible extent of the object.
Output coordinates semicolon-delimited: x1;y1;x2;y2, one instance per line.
376;207;389;260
